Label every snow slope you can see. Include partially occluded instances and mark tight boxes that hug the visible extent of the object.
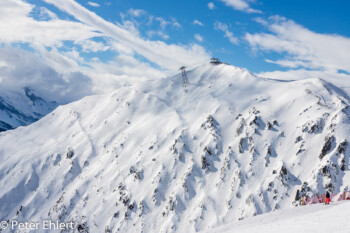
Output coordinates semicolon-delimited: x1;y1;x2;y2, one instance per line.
0;87;57;131
0;63;350;232
203;200;350;233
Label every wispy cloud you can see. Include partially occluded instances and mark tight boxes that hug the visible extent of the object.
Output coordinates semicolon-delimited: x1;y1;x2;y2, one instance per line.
264;59;311;69
87;2;100;7
39;7;58;20
155;17;181;30
78;40;110;52
194;34;203;42
42;0;209;70
214;22;239;44
246;16;350;75
193;20;204;27
120;11;181;42
147;30;169;40
127;8;146;17
208;2;215;10
220;0;261;13
0;1;103;47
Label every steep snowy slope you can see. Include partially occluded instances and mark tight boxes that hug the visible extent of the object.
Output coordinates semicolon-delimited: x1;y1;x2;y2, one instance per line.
0;63;350;232
203;200;350;233
0;88;57;131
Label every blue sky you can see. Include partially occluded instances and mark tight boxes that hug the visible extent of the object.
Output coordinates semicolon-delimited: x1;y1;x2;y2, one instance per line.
0;0;350;102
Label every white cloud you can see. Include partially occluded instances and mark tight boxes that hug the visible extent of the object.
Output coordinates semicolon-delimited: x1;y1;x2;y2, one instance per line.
78;39;110;52
117;19;140;37
0;0;103;47
39;7;58;20
147;30;170;40
156;17;169;30
220;0;261;13
194;34;203;42
127;8;146;17
155;17;181;30
208;2;215;10
246;16;350;74
252;17;268;26
87;2;100;7
42;0;210;70
193;20;204;27
214;22;239;45
89;54;165;81
172;20;181;30
0;46;93;103
122;10;181;41
0;0;31;20
265;59;312;69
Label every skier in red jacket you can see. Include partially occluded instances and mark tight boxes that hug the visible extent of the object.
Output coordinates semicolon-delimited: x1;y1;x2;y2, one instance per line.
325;191;330;205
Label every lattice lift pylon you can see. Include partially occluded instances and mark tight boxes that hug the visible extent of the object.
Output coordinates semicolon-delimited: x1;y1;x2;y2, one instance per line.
179;66;190;87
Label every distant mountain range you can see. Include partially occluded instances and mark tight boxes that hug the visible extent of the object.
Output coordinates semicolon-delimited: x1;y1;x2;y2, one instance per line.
0;87;57;131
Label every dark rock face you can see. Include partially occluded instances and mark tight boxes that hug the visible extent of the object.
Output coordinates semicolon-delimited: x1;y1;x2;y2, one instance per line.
320;135;336;160
278;166;290;187
67;147;75;159
77;223;89;233
302;117;325;134
24;87;45;103
295;189;300;201
338;141;347;154
280;166;287;176
201;156;210;171
295;136;302;143
130;166;143;181
266;122;272;130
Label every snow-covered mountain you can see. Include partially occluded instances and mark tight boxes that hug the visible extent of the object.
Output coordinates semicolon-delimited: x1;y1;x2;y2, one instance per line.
0;87;57;131
0;63;350;232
